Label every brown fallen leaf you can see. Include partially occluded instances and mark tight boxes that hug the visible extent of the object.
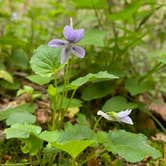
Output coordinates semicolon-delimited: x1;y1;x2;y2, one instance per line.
149;103;166;121
136;111;157;133
138;93;166;122
87;158;99;166
36;110;51;123
152;132;166;142
3;155;12;161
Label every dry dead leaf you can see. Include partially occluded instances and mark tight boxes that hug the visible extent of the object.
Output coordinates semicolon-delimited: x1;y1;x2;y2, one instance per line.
87;158;99;166
65;107;79;119
149;103;166;121
3;155;12;161
152;133;166;142
36;110;51;123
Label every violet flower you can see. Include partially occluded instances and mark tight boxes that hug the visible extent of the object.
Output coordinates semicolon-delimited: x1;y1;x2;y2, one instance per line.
11;12;18;21
48;25;85;64
97;109;133;125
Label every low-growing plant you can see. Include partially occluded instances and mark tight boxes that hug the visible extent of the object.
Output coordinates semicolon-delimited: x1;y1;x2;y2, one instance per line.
3;18;163;165
1;0;166;165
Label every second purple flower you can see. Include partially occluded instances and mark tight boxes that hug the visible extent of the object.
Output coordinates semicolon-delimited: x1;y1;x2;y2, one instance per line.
48;25;85;64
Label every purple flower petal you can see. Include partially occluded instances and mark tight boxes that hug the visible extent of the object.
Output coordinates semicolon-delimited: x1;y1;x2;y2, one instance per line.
71;45;85;58
119;116;133;125
117;109;132;118
48;39;67;48
60;45;71;64
63;25;84;43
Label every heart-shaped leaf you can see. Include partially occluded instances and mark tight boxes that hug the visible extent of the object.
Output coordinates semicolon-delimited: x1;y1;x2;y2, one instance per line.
52;140;93;159
4;123;41;139
30;45;62;77
104;130;161;163
102;96;137;112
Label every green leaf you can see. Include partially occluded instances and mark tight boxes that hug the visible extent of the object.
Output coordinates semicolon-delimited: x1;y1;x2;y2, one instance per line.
70;71;118;89
0;103;35;121
102;96;137;112
6;111;36;125
79;29;107;47
57;124;94;143
95;131;107;144
17;85;34;96
72;0;107;9
0;70;13;83
21;135;43;156
48;123;94;159
8;49;29;70
27;75;52;85
39;130;60;143
125;78;153;96
47;84;57;97
150;51;166;64
108;0;144;21
159;58;166;64
104;130;161;163
30;45;62;77
57;96;82;110
0;80;20;90
76;114;90;127
4;123;41;139
81;81;114;101
52;140;93;159
0;36;26;47
16;85;42;100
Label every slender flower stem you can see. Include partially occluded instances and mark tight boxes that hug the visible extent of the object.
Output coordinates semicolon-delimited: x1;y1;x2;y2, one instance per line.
64;58;71;97
59;58;76;127
58;60;70;114
66;88;77;111
51;78;58;130
60;88;77;124
70;17;73;28
93;116;102;131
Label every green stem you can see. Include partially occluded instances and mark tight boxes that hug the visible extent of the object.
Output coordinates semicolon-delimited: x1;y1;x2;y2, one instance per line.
29;155;33;165
139;62;163;82
91;0;103;30
71;158;76;166
80;148;106;165
51;78;58;130
51;106;56;130
59;59;71;110
93;116;102;131
143;109;166;133
65;88;77;112
58;58;72;127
